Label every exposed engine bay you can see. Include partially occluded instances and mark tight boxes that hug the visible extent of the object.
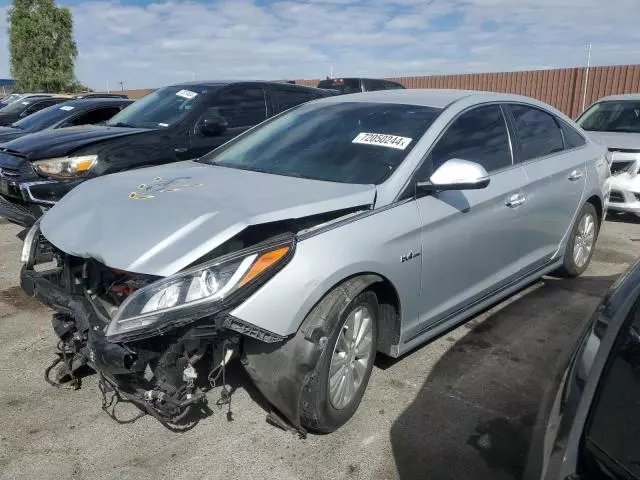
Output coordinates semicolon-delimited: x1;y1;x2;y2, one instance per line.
20;207;366;435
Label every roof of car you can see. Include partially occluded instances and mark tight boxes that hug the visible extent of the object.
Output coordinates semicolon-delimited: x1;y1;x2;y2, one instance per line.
313;89;535;109
597;93;640;101
172;80;326;91
57;98;133;108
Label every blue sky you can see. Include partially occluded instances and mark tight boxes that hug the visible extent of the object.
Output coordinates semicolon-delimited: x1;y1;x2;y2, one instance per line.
0;0;638;89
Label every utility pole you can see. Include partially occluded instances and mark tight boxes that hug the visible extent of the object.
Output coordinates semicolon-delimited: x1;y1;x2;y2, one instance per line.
581;42;592;113
118;81;124;92
330;64;333;79
106;79;110;93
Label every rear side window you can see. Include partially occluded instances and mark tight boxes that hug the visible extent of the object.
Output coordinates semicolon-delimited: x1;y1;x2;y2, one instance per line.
69;106;122;126
208;87;267;128
509;104;564;161
560;122;587;149
317;79;361;94
274;89;315;112
430;105;512;173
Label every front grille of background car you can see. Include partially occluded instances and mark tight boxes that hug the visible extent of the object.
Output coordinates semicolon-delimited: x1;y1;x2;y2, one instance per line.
0;166;21;178
610;161;634;175
609;191;625;203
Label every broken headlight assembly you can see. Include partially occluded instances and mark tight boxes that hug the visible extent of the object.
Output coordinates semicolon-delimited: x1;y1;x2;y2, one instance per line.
32;154;98;180
106;238;294;342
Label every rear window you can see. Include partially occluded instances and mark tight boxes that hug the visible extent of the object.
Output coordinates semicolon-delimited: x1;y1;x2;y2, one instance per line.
200;102;442;185
317;79;362;94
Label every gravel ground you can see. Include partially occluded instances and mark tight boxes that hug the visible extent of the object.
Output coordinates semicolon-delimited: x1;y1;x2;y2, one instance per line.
0;214;638;480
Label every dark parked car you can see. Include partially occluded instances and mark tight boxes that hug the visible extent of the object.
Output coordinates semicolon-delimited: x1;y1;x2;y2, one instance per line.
0;98;132;143
0;81;334;227
525;259;640;480
317;77;405;94
73;93;129;99
0;96;70;126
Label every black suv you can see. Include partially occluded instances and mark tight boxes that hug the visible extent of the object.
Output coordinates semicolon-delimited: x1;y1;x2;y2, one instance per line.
0;81;333;227
317;77;405;94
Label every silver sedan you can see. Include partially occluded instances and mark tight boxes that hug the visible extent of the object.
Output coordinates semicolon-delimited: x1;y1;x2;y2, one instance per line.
22;89;609;434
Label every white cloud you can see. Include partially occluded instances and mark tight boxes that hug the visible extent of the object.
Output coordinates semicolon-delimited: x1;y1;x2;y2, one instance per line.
0;0;637;89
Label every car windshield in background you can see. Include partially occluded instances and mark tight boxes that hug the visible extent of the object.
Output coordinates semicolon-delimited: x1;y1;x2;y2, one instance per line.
200;102;442;185
0;99;31;114
12;103;74;131
106;85;207;129
317;79;361;94
578;100;640;133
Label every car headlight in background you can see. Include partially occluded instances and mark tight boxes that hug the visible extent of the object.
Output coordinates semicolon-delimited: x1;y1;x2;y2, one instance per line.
105;239;294;342
33;154;98;179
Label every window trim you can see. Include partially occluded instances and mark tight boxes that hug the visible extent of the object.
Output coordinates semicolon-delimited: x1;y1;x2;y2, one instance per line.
505;102;588;165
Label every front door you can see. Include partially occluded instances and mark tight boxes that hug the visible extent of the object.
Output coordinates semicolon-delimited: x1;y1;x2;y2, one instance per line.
187;85;270;159
407;104;531;341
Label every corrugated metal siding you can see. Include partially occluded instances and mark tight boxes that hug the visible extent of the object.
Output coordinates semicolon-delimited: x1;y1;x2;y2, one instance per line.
302;64;640;118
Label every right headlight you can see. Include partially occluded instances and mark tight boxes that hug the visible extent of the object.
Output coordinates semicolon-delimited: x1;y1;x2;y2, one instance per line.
106;238;294;342
33;155;98;180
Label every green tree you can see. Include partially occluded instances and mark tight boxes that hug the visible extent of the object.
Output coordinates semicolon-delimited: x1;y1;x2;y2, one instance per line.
8;0;78;92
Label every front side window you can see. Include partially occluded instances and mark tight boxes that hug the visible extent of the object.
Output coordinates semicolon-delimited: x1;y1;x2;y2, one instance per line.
206;87;267;128
509;104;564;161
106;85;209;129
430;104;512;173
199;102;442;185
578;100;640;134
69;106;123;126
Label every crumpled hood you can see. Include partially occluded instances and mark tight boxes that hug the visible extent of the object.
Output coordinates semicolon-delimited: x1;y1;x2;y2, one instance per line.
0;125;152;160
41;161;376;276
585;131;640;151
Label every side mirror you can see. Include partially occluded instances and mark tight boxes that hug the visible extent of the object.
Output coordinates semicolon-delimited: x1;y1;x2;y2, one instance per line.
417;158;490;192
198;109;228;136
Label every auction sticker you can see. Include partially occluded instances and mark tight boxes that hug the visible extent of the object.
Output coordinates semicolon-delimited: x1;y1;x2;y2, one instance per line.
352;132;412;150
60;106;74;111
175;89;198;100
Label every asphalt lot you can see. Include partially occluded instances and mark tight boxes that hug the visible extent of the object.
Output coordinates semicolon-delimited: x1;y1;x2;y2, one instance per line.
0;214;639;480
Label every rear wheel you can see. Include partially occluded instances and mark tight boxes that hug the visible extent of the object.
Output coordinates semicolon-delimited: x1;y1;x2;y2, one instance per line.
300;290;378;433
556;203;598;277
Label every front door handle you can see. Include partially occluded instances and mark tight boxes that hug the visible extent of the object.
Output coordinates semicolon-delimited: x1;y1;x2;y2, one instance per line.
505;193;526;208
174;147;188;153
568;170;584;181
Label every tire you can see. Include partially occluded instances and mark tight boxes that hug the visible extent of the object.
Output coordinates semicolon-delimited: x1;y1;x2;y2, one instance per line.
555;202;599;277
300;290;379;433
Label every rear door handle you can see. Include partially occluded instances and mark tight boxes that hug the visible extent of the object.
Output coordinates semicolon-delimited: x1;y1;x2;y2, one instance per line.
505;193;526;208
568;170;584;181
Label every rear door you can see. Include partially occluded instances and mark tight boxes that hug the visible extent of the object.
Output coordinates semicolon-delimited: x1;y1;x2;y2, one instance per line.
506;103;588;261
186;85;269;159
409;104;531;339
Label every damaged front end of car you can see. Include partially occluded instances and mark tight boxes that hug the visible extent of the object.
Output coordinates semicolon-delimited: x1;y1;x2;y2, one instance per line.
20;220;298;431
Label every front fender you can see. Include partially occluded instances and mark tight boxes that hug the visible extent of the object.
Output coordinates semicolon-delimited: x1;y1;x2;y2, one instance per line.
242;275;381;432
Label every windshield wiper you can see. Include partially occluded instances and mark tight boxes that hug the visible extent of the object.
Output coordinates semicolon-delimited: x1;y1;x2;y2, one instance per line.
109;122;135;128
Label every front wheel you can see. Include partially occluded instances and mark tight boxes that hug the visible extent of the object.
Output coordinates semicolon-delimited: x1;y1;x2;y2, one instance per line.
556;203;599;277
300;290;378;433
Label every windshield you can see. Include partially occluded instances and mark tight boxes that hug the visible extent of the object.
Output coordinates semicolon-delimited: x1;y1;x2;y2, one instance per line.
106;85;208;129
578;100;640;133
0;99;32;115
12;102;76;132
200;102;441;185
1;94;21;104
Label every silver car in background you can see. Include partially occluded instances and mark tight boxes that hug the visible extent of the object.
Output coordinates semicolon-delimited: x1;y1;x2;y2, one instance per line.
577;94;640;215
21;89;609;434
